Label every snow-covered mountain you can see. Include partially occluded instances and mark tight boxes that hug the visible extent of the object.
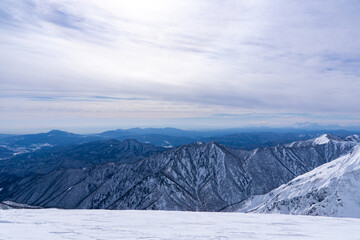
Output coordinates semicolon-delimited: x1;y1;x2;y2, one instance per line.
2;134;358;211
346;134;360;142
228;144;360;218
286;133;345;147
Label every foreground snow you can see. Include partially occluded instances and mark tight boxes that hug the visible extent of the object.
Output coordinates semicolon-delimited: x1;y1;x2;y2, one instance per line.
1;209;360;239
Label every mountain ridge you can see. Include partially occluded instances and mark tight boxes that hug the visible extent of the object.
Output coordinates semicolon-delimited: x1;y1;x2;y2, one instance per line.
2;134;359;212
227;144;360;218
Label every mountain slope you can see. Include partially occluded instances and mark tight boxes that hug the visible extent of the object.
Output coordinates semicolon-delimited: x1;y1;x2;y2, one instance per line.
0;139;165;200
2;134;359;211
229;144;360;218
0;139;165;178
0;146;14;160
2;142;248;210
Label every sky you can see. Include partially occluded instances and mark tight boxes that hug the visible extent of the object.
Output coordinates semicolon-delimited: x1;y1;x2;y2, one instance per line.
0;0;360;133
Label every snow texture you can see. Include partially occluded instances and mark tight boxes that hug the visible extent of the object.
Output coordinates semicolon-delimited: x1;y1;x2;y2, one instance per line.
230;144;360;218
0;209;360;240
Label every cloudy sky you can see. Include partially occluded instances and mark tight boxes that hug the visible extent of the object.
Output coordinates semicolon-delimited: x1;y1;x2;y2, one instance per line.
1;0;360;133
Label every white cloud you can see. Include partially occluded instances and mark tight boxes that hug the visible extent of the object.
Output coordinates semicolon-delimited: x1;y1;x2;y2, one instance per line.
0;0;360;131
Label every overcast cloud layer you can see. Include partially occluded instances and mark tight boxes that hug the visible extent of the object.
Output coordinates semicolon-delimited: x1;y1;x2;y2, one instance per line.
1;0;360;133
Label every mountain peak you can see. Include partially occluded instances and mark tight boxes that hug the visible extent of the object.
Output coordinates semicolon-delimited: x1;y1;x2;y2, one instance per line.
287;134;344;147
47;130;72;135
313;134;342;145
121;139;143;145
180;141;222;150
345;134;360;142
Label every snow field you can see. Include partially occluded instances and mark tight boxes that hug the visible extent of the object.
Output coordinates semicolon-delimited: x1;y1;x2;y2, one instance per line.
1;209;360;240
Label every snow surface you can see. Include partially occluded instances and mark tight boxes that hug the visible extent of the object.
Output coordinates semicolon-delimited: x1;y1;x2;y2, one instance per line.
0;209;360;240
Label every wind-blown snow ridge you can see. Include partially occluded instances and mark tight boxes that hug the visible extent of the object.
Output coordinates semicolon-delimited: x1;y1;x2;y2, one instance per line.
232;144;360;218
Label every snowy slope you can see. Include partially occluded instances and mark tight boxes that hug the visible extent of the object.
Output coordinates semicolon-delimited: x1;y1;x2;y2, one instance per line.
0;209;360;240
230;144;360;218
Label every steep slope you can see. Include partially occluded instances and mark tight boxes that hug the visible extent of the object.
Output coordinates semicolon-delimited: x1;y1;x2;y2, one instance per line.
230;134;359;197
2;135;358;211
0;139;165;199
2;142;248;210
229;144;360;218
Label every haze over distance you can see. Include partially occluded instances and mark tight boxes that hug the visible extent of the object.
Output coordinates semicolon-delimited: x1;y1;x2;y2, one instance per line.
1;0;360;133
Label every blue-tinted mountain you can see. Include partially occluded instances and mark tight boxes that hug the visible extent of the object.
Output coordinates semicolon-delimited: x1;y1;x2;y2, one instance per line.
95;128;198;147
2;128;359;154
2;134;359;211
0;134;15;139
0;146;14;160
125;128;202;138
0;130;102;156
0;139;165;185
199;132;317;149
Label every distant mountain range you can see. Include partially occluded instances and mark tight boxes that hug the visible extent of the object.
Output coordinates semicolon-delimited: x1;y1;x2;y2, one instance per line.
1;134;359;215
1;128;359;159
0;130;100;159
